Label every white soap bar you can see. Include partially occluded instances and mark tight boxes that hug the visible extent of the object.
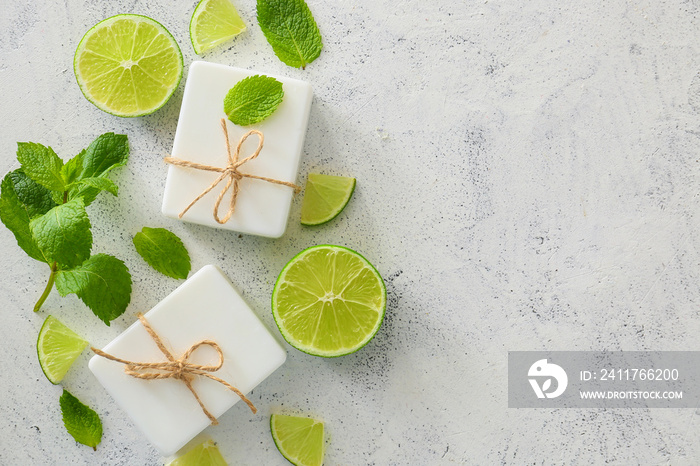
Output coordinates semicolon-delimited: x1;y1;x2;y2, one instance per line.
89;265;286;456
162;61;313;238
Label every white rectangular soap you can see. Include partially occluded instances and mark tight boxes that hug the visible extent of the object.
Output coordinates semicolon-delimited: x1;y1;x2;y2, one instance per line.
89;265;286;456
162;61;313;238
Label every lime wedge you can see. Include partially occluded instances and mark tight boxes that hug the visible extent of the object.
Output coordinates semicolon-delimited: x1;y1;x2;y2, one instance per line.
270;414;325;466
300;174;356;226
190;0;246;55
74;14;183;117
272;245;386;357
37;316;88;384
167;439;227;466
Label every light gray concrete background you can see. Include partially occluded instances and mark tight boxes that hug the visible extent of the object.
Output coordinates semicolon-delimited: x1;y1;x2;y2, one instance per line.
1;0;700;464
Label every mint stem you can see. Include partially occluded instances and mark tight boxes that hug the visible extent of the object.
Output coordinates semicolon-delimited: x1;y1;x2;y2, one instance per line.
34;262;57;313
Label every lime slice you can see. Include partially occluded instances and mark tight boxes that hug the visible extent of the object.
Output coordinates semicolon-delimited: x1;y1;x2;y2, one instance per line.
272;245;386;357
300;174;356;226
167;439;227;466
190;0;246;55
36;316;89;384
74;14;183;117
270;414;325;466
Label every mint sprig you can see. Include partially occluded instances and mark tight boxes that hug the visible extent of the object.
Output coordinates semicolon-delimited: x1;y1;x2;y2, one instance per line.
133;227;191;279
224;75;284;126
59;390;103;450
257;0;323;69
0;133;132;324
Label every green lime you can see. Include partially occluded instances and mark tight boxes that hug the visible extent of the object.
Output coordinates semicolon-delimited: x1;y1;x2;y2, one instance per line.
167;439;228;466
74;14;183;117
37;315;88;384
270;414;325;466
300;174;356;226
272;245;386;357
190;0;246;55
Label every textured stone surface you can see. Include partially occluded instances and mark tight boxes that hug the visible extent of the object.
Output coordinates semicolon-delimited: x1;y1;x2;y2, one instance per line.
1;0;700;464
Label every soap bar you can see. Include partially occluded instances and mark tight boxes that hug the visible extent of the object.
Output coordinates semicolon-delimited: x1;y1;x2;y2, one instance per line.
89;265;286;456
162;61;313;238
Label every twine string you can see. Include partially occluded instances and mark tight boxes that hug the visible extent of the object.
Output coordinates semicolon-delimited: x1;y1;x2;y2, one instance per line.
91;313;256;425
164;118;301;224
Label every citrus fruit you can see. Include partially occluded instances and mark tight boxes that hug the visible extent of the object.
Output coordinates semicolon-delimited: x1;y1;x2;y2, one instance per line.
271;245;386;357
270;414;325;466
190;0;246;55
300;174;356;226
37;315;89;384
74;14;183;117
167;439;228;466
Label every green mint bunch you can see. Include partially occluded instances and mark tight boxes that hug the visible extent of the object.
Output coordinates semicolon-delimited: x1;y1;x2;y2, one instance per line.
0;134;132;325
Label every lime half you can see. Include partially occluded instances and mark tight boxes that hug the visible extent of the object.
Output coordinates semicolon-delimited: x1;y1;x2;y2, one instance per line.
74;14;183;117
37;316;88;384
270;414;325;466
300;174;356;226
167;439;227;466
190;0;246;55
272;245;386;357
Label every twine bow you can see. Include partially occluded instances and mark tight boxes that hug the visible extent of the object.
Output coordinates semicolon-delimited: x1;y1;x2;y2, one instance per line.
164;118;301;224
91;313;256;425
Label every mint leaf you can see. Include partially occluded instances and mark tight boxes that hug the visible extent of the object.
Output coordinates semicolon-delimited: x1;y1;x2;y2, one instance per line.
55;254;132;325
16;142;66;192
257;0;323;69
79;133;129;179
30;198;92;269
133;227;191;279
61;149;86;185
69;177;118;197
5;170;57;217
66;133;129;206
59;390;102;450
0;171;49;262
224;75;284;126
